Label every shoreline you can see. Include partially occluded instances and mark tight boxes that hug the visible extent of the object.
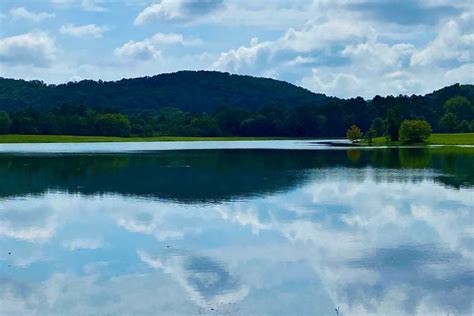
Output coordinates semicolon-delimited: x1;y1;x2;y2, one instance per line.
0;133;472;146
0;135;292;144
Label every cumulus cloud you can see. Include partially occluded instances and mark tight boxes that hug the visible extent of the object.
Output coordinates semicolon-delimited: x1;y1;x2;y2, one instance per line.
212;4;472;98
115;32;201;61
81;0;107;12
445;63;474;82
60;24;108;39
212;17;374;73
299;40;418;97
50;0;107;11
134;0;223;25
347;0;462;25
0;32;56;67
411;12;474;66
62;238;103;251
10;7;55;22
3;0;472;96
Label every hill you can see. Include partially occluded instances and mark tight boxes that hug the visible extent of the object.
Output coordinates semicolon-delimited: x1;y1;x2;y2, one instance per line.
0;71;472;138
0;71;337;113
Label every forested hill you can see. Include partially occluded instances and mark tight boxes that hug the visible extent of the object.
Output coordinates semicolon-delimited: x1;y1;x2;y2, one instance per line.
0;71;472;138
0;71;336;112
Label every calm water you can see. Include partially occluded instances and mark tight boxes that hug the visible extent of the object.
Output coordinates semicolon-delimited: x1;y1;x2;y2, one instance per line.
1;142;473;316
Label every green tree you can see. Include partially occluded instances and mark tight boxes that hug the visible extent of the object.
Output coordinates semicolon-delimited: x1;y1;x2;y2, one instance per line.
190;115;221;136
214;107;249;136
96;114;131;137
0;111;12;134
469;120;474;132
346;125;362;143
37;112;61;134
399;119;432;144
240;114;273;136
385;107;402;141
444;96;473;121
366;128;376;145
370;117;385;137
457;120;470;133
439;112;458;132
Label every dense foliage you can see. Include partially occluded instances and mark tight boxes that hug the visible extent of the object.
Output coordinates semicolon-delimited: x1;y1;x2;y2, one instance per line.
0;71;473;138
346;125;362;142
399;120;432;144
0;71;334;113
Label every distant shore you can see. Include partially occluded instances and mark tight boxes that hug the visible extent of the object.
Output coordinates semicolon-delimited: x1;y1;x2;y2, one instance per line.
0;133;471;145
360;133;474;146
0;135;291;143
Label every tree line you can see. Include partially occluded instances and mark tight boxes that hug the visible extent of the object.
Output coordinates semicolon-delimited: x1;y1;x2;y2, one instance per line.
0;94;472;139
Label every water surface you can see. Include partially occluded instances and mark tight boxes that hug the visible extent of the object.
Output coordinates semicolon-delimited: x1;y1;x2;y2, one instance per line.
1;142;473;315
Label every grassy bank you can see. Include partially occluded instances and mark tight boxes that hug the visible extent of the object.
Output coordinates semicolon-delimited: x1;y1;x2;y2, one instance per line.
0;134;288;143
0;133;471;145
363;133;474;146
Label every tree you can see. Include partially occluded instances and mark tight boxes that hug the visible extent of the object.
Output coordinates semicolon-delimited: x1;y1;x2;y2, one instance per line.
366;129;376;145
0;111;12;134
214;107;249;136
96;114;131;137
385;107;402;141
370;117;385;137
457;120;470;133
439;112;458;132
444;96;473;121
399;119;432;144
190;115;221;136
240;114;274;136
346;125;362;143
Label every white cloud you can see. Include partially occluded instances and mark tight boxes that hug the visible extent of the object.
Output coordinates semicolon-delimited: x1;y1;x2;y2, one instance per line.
212;17;374;73
81;0;107;12
60;24;108;39
114;40;162;61
284;56;317;66
134;2;180;25
0;32;56;67
411;12;474;66
115;32;201;61
69;75;84;82
299;25;472;98
3;0;472;97
301;70;361;98
10;7;55;22
62;238;103;251
445;63;474;82
134;0;223;25
50;0;107;11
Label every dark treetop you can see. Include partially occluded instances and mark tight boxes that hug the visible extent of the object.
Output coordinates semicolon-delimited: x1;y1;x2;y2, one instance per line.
0;71;335;113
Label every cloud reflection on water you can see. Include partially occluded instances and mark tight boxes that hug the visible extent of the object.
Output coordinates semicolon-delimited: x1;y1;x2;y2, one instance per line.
0;168;473;315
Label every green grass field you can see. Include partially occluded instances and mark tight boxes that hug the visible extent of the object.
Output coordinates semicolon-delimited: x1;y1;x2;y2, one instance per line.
364;133;474;146
0;135;287;143
0;133;471;145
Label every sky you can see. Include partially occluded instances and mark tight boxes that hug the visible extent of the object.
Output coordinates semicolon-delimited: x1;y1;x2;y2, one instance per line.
0;0;473;98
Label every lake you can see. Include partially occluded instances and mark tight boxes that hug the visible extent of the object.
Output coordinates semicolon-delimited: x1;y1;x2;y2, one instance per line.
1;141;473;315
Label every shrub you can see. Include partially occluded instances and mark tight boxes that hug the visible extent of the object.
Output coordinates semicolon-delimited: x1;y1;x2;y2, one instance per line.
346;125;362;143
399;119;432;144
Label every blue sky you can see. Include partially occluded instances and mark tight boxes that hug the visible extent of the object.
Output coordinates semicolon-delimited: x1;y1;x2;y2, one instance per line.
0;0;472;98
